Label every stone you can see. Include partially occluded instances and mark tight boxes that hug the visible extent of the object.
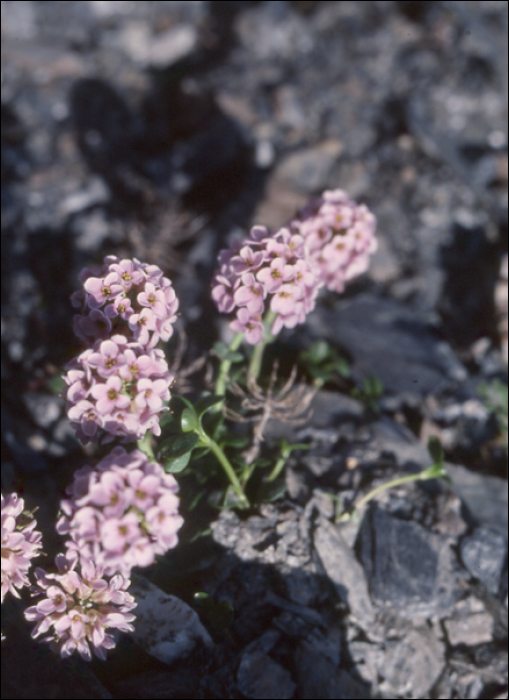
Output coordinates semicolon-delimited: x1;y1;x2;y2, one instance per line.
307;295;467;398
22;391;63;429
447;464;508;535
358;505;462;618
274;139;343;193
460;527;508;595
313;517;376;633
444;612;494;646
129;575;213;666
380;626;445;698
237;650;295;700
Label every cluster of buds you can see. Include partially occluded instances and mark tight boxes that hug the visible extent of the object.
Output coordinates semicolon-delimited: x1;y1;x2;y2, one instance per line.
65;257;178;443
56;447;183;577
25;555;136;661
1;493;42;604
212;190;377;337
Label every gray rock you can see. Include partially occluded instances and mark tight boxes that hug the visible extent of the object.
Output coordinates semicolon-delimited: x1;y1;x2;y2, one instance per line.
447;464;508;534
358;506;462;618
274;139;343;193
130;575;213;666
380;626;445;698
313;517;376;633
237;649;295;700
460;527;508;595
23;391;63;429
308;295;467;397
444;612;494;646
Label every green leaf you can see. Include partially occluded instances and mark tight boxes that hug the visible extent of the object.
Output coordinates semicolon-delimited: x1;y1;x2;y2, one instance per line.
427;436;444;465
181;407;198;432
220;433;250;449
195;394;224;418
212;342;244;363
163;452;192;473
47;375;66;395
309;340;331;365
334;357;350;378
256;476;287;503
160;433;199;458
193;592;234;633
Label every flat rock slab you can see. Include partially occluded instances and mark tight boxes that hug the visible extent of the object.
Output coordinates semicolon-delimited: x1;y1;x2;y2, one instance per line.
313;517;376;632
308;295;467;397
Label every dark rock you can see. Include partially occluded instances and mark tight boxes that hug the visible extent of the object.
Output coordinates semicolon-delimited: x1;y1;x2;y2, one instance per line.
358;505;463;618
460;527;508;596
308;295;467;398
237;649;295;700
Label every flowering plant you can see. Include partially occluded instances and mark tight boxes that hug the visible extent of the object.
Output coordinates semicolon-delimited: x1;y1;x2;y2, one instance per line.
2;188;389;658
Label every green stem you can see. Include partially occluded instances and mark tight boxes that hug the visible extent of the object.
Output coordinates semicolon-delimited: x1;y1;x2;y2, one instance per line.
265;454;287;483
215;333;244;397
248;310;277;383
336;464;447;522
199;431;250;508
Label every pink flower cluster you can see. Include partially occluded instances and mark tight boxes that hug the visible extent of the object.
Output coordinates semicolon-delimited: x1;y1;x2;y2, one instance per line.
211;190;377;342
71;256;178;349
1;492;42;604
212;225;320;344
63;334;173;443
56;447;183;577
290;188;377;293
24;554;136;661
65;256;179;442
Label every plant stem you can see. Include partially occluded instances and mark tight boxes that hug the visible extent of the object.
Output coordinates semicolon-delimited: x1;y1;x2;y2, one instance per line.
248;310;277;383
336;464;447;522
265;454;287;483
199;431;250;508
214;333;244;397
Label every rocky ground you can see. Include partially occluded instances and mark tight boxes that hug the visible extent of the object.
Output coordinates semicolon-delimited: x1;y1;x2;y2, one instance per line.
1;1;508;698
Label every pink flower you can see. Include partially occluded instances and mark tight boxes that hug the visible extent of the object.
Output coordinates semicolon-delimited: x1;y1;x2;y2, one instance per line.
230;308;264;345
109;259;144;289
87;339;126;378
256;258;295;293
83;272;124;308
134;378;170;411
91;376;131;415
233;273;267;315
270;283;303;315
24;554;136;661
137;282;168;318
1;493;43;603
128;307;157;346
